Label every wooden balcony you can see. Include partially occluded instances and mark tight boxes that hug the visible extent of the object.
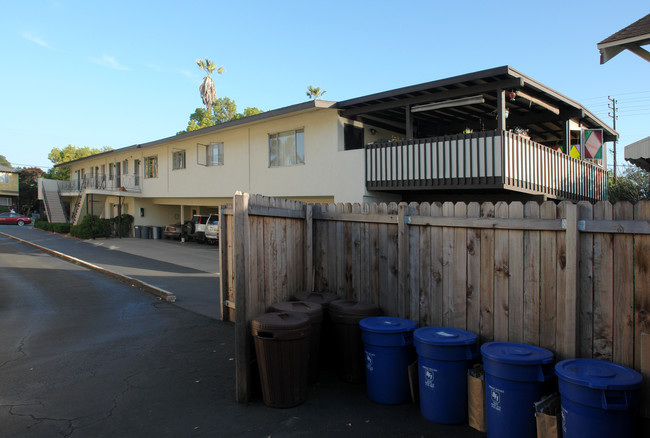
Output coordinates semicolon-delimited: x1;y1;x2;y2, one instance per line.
365;130;607;202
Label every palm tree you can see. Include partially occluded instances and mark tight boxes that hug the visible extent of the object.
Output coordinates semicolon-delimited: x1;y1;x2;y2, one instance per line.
306;85;326;100
196;58;225;111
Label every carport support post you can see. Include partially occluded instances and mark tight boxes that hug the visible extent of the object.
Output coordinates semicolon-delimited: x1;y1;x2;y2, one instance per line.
233;192;251;403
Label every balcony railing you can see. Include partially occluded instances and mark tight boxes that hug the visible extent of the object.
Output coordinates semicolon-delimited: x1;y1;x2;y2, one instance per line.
59;174;142;193
365;130;607;202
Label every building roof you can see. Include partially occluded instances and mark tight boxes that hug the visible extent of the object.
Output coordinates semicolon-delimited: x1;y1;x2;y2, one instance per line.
624;135;650;171
597;13;650;64
336;65;617;144
0;165;19;173
59;66;617;167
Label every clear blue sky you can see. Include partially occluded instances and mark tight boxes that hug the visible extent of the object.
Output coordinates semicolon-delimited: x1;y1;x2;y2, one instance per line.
1;0;648;172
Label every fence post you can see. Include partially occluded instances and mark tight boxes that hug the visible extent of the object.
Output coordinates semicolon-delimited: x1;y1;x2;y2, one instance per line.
397;202;410;318
234;192;251;403
219;206;228;321
560;202;580;360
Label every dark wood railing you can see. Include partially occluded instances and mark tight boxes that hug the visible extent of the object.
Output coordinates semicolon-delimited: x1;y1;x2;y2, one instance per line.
365;131;608;202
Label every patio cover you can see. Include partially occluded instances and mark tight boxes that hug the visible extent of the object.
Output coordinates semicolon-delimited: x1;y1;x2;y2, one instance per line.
598;13;650;64
624;136;650;171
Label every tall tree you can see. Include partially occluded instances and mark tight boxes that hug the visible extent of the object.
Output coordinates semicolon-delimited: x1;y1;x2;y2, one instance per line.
178;97;263;134
196;58;225;112
18;167;44;214
46;145;112;180
0;154;11;167
306;85;326;100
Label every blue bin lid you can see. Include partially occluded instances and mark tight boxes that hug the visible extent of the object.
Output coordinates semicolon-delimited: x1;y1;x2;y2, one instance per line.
413;326;477;346
481;342;553;365
555;358;642;391
359;316;417;334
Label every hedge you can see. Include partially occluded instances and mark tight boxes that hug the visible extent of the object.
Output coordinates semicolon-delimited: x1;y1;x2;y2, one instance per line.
70;215;112;239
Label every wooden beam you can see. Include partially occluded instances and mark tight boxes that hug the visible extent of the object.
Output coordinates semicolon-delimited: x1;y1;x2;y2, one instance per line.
406;105;413;139
625;43;650;63
578;219;650;234
406;215;565;231
514;90;561;115
234;192;251;403
340;78;524;117
497;89;507;132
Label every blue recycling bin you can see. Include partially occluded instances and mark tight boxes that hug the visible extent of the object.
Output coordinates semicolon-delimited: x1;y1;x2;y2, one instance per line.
359;316;417;404
414;327;479;424
481;342;555;438
555;358;642;438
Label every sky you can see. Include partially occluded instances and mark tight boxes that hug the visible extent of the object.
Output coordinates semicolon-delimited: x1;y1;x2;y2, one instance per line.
1;0;649;172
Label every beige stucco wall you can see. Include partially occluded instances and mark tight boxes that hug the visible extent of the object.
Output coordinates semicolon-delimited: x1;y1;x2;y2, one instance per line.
62;106;404;220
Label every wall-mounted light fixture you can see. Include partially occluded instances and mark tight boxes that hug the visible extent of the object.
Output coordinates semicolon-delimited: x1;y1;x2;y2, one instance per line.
369;128;377;135
411;95;485;113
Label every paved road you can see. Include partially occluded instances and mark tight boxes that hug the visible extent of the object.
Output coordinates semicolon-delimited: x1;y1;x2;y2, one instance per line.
0;231;485;438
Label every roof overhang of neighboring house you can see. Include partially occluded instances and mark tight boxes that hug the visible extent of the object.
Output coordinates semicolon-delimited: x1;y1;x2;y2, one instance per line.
624;136;650;171
597;13;650;64
336;65;617;145
0;165;20;173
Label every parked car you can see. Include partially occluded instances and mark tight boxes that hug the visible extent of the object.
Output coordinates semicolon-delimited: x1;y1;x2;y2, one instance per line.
163;223;183;239
205;214;220;245
183;215;209;242
0;212;32;226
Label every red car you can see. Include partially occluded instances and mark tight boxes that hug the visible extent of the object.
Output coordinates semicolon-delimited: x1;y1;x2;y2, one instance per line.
0;212;32;226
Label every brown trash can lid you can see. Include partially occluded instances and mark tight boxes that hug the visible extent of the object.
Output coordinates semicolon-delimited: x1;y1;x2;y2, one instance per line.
293;291;339;307
251;312;311;334
269;301;323;321
329;299;381;316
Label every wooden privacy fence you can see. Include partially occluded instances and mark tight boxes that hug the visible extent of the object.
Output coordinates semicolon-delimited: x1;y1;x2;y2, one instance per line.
220;193;650;415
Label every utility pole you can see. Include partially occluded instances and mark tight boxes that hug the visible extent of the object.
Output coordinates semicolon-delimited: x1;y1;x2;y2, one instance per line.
608;96;618;180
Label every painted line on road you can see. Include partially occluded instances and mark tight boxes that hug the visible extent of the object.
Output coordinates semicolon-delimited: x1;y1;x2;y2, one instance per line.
0;232;177;303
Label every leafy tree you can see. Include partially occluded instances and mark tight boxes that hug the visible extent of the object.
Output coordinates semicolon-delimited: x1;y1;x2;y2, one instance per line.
196;58;225;112
608;166;649;202
46;144;112;180
18;167;44;214
0;155;10;167
178;97;263;134
306;85;326;100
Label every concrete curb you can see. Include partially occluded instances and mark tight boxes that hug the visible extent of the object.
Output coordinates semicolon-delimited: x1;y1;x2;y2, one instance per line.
1;231;177;303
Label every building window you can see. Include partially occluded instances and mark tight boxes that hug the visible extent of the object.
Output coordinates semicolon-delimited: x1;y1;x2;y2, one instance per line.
172;150;186;170
208;142;224;166
144;156;158;178
0;197;11;206
269;128;304;167
344;124;364;150
0;173;9;184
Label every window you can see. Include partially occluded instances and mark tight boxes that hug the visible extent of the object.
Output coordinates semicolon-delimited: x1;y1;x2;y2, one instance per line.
269;128;304;167
344;124;364;150
0;173;9;184
0;197;11;206
172;150;186;170
208;142;224;166
144;156;158;178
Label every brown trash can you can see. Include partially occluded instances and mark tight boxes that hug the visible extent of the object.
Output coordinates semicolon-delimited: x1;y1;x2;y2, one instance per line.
251;312;311;408
293;291;339;369
329;299;381;383
269;301;323;383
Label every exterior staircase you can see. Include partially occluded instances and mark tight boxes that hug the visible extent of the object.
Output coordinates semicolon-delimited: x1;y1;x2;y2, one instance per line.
39;179;68;223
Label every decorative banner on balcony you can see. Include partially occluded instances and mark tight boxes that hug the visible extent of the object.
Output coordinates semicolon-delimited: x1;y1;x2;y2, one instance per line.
570;144;581;160
582;129;603;160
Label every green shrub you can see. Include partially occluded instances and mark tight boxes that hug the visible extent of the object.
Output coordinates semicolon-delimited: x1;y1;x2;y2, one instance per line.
34;221;53;231
70;215;111;239
111;213;134;237
52;223;71;234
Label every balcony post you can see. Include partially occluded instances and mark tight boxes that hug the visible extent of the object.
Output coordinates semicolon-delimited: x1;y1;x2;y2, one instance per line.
405;105;414;140
496;89;507;132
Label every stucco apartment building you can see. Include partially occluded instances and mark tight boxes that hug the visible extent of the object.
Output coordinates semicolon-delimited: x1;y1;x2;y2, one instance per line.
43;66;616;229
